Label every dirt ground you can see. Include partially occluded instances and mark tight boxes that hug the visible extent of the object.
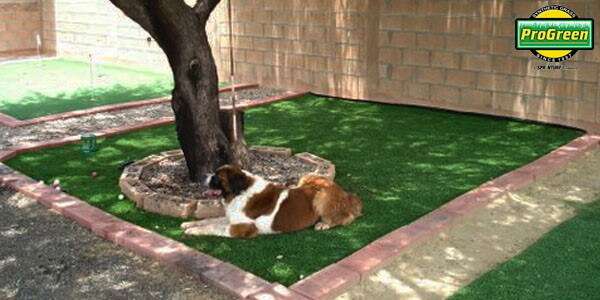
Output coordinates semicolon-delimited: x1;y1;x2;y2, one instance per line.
0;187;233;300
337;149;600;300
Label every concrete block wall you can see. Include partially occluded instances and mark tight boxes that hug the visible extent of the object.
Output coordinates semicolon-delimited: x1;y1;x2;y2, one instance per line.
1;0;223;77
218;0;600;132
44;0;222;73
49;0;170;71
0;0;44;55
40;0;55;54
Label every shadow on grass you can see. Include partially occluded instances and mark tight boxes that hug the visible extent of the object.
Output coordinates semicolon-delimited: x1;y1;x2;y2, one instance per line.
0;82;172;120
5;95;583;286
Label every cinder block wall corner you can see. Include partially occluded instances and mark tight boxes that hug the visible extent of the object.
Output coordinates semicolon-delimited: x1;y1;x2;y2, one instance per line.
219;0;600;133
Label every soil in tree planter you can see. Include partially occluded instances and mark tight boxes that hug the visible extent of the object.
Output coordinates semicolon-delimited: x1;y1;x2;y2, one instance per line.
139;149;318;200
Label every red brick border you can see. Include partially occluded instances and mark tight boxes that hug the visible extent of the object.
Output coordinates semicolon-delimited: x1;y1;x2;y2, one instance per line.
1;105;598;299
0;168;270;299
0;50;53;62
0;90;307;160
288;134;600;299
222;90;309;111
0;83;259;128
2;118;175;158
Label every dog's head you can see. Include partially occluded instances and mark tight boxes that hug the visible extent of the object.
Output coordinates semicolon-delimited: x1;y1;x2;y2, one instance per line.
204;164;254;202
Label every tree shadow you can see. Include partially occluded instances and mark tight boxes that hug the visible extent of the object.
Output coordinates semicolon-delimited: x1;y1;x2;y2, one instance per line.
341;151;600;300
0;82;172;120
4;95;583;286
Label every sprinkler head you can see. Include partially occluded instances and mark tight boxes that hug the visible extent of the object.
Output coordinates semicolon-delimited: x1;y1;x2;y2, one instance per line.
118;194;125;200
91;171;98;178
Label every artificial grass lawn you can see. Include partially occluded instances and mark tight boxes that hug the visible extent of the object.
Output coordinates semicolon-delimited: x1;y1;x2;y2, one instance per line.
0;58;173;120
5;95;583;286
452;199;600;300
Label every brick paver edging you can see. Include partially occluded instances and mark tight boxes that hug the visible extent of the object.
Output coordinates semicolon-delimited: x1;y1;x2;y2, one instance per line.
0;83;259;128
221;90;309;111
1;117;598;298
0;90;309;161
287;134;600;299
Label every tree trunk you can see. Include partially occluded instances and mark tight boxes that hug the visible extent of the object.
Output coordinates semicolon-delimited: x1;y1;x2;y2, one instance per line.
170;32;248;181
108;0;246;182
170;46;227;181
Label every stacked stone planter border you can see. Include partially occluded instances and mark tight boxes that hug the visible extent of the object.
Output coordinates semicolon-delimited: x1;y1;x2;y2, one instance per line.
119;146;336;219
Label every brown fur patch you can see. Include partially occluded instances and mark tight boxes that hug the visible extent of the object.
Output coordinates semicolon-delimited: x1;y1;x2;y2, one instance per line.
299;175;363;229
229;223;258;238
272;186;319;232
244;183;284;219
216;165;254;203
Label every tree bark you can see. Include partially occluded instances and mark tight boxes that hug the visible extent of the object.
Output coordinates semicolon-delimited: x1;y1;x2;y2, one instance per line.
108;0;246;181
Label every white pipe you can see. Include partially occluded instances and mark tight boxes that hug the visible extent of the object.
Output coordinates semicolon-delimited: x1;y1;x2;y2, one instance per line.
36;33;42;63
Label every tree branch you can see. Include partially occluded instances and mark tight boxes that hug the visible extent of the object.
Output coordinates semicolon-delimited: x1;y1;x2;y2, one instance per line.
194;0;221;19
108;0;158;38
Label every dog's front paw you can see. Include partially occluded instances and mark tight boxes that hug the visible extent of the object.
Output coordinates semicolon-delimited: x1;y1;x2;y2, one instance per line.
181;219;211;230
181;217;230;237
183;226;210;236
314;222;331;231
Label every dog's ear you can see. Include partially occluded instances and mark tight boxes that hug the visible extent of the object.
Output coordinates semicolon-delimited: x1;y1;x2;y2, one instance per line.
229;172;252;195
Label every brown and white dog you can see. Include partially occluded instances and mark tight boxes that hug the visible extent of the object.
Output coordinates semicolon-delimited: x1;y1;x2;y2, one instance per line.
181;165;362;238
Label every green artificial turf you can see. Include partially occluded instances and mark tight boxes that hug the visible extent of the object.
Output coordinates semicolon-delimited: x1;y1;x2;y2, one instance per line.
5;95;583;286
451;199;600;300
0;58;173;120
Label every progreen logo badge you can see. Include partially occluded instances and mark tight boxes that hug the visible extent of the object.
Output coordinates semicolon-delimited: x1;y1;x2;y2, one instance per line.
517;19;593;49
515;5;594;62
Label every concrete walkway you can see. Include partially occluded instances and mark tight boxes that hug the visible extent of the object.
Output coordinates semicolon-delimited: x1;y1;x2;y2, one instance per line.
337;149;600;300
